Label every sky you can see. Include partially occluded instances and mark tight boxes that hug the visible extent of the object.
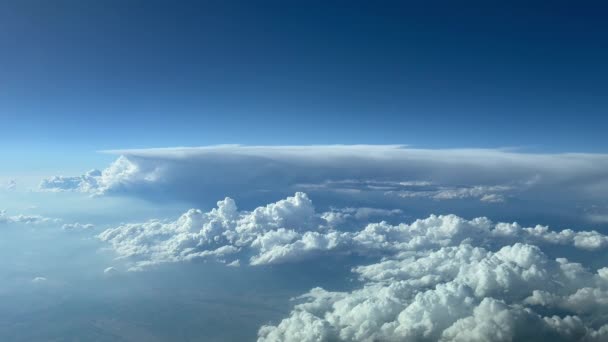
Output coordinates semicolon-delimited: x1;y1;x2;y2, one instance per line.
1;0;608;156
2;1;608;342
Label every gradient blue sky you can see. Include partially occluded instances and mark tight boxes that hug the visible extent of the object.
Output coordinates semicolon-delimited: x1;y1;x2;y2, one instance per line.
1;0;607;166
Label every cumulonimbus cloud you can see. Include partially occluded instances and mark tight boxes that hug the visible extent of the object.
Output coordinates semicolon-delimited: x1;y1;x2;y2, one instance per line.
35;145;608;340
38;145;608;208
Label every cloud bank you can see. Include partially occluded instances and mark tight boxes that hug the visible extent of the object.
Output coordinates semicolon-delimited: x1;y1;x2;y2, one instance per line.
38;146;608;209
37;145;608;340
97;192;608;271
93;192;608;341
259;243;608;341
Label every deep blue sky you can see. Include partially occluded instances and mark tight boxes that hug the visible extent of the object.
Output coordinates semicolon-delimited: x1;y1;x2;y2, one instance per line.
1;0;607;153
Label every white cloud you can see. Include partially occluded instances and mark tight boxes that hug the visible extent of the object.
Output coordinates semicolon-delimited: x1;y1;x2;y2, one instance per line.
103;266;118;275
31;276;47;283
226;259;240;267
38;146;608;211
31;145;608;340
97;193;608;272
62;222;95;231
480;193;506;203
390;184;512;203
258;243;608;342
0;210;60;225
39;169;102;192
98;193;319;270
321;207;404;227
78;187;608;341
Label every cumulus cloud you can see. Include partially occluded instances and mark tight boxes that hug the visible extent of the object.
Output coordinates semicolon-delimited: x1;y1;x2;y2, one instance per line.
91;191;608;340
97;193;608;271
38;146;608;210
258;243;608;342
39;169;103;192
98;193;318;270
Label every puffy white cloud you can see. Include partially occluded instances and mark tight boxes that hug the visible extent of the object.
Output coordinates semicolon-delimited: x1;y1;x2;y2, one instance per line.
521;225;608;251
258;243;608;342
97;193;608;272
98;193;319;270
90;191;608;340
39;169;102;192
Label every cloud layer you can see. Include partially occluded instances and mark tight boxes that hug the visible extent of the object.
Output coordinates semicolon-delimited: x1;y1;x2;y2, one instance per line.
93;192;608;340
37;145;608;340
97;192;608;272
259;243;608;341
39;146;608;210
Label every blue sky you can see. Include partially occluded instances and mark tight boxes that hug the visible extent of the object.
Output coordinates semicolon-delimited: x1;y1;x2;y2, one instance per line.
1;0;607;158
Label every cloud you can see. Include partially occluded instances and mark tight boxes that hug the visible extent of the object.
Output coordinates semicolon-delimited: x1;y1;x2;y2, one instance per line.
39;169;103;193
258;243;608;342
32;145;608;340
480;193;505;203
2;179;17;191
62;222;95;231
0;210;60;225
226;260;240;267
38;146;608;210
96;193;608;272
93;192;608;339
103;267;118;276
98;193;318;270
321;207;404;227
31;277;47;283
388;184;512;203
